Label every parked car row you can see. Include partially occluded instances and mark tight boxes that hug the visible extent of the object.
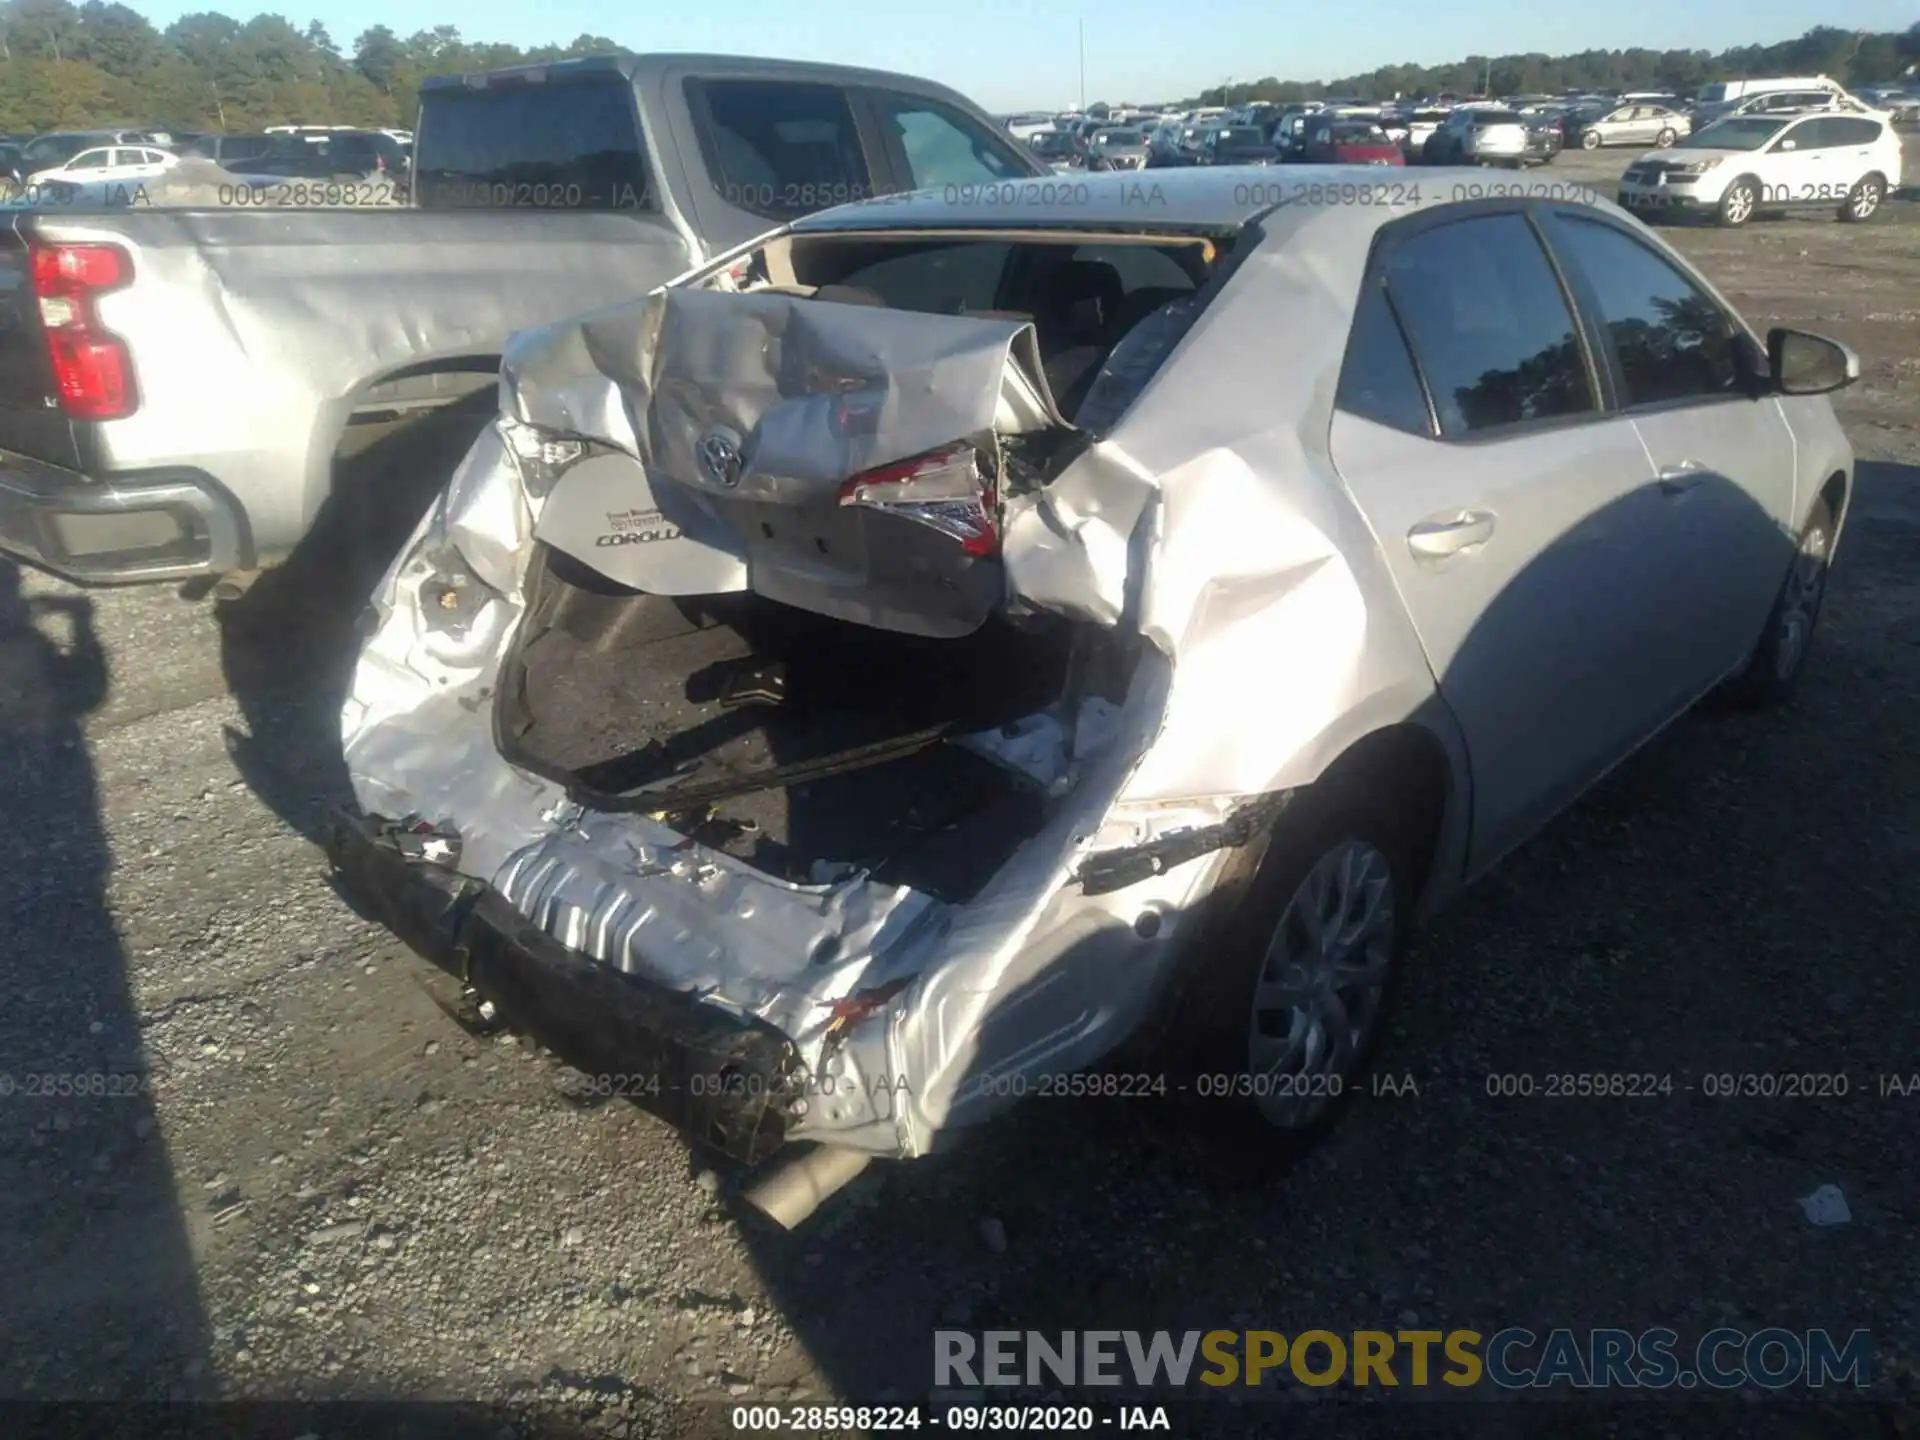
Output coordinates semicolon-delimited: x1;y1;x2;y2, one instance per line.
2;124;414;191
1010;71;1915;180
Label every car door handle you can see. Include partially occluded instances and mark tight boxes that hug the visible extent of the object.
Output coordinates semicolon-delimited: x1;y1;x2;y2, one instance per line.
1407;511;1496;558
1657;461;1705;496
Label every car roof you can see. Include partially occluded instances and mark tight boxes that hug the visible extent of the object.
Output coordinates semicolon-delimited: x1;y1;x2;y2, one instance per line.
792;165;1614;235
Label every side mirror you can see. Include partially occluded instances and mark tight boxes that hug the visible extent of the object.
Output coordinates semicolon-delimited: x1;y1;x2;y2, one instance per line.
1778;139;1796;152
1768;327;1859;396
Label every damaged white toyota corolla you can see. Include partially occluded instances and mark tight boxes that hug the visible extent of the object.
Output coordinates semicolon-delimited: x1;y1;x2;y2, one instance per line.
329;170;1856;1224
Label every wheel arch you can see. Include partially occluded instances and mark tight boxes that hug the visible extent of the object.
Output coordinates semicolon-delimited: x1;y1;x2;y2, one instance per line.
1303;719;1461;920
299;353;504;524
1815;467;1849;544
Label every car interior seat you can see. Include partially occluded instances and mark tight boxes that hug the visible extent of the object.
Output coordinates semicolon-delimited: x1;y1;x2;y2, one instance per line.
1033;259;1127;419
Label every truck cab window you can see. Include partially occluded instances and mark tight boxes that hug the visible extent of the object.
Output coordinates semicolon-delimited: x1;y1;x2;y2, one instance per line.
414;74;653;210
688;79;875;219
869;94;1033;189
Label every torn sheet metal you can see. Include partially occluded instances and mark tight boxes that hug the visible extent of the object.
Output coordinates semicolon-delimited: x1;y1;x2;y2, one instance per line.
505;287;1068;495
504;288;1097;636
1000;442;1157;627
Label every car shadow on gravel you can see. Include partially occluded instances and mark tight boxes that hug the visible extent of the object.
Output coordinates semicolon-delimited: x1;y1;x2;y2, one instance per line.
0;561;210;1400
214;398;498;845
698;471;1912;1437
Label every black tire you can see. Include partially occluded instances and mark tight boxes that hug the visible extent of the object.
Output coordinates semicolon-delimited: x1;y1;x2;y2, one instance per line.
1655;128;1677;147
1716;177;1759;227
1162;778;1419;1163
1838;174;1884;223
1718;497;1834;708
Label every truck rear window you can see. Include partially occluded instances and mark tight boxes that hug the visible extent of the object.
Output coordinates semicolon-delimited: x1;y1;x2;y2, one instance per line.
414;74;653;211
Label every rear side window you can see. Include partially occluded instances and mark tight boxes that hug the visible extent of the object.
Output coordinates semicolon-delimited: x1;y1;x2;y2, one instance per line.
1336;275;1431;435
689;79;876;219
868;92;1033;189
1818;117;1883;146
1381;213;1594;436
414;75;652;210
1545;215;1739;407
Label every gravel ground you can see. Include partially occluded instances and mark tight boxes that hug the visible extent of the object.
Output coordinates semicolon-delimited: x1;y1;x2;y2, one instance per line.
2;143;1917;1440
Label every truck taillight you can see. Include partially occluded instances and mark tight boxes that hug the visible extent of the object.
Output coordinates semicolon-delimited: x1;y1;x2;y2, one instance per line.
837;442;998;557
30;242;136;421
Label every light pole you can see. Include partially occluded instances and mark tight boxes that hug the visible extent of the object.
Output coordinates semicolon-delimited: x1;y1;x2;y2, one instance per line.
1078;20;1086;112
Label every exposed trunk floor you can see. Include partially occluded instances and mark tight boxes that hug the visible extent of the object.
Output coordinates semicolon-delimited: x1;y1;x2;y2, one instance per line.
495;550;1071;898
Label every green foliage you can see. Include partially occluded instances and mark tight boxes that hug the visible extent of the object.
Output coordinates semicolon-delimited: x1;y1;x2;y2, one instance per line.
1177;26;1917;108
0;0;620;134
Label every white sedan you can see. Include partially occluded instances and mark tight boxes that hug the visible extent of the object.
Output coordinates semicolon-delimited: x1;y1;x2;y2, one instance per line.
27;145;178;189
331;170;1858;1222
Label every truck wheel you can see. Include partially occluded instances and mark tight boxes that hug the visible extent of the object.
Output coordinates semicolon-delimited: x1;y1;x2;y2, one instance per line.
1716;178;1759;227
1717;498;1834;708
1839;174;1884;223
1165;779;1419;1163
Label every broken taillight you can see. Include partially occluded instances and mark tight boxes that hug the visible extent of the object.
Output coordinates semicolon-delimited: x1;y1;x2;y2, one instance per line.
836;442;998;557
30;242;137;421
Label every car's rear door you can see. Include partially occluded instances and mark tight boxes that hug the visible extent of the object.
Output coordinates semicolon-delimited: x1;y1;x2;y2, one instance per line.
1328;205;1676;872
1539;207;1795;690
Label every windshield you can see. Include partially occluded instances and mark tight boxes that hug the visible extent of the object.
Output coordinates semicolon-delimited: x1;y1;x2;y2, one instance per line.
1332;124;1390;142
1472;109;1522;124
1093;129;1141;146
1696;83;1729;104
1217;128;1267;145
1681;116;1788;150
1031;132;1077;154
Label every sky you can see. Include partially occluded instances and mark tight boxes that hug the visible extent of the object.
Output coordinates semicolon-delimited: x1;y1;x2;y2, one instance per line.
132;0;1917;111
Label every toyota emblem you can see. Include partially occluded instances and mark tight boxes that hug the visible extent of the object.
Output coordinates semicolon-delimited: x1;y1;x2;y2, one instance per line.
699;427;744;488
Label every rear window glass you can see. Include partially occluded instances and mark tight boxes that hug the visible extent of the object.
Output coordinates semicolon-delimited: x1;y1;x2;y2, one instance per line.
824;240;1016;315
415;74;652;210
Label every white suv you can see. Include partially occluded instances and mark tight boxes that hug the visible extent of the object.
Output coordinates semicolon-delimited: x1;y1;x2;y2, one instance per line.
1616;111;1903;227
1423;106;1528;165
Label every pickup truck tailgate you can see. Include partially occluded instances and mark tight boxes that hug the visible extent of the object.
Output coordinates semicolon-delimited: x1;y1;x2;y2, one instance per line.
0;222;82;472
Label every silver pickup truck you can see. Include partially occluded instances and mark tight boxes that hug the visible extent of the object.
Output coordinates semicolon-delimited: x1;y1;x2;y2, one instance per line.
0;52;1042;586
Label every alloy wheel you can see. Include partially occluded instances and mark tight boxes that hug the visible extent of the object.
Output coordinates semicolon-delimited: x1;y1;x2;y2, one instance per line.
1246;840;1395;1129
1774;523;1831;683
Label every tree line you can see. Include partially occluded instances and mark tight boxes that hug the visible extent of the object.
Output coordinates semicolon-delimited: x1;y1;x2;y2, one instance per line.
1;4;1916;138
0;0;617;134
1159;25;1920;109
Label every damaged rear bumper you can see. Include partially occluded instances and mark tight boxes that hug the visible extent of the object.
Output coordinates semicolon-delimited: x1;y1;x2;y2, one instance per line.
324;809;803;1163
